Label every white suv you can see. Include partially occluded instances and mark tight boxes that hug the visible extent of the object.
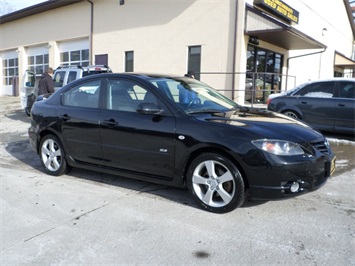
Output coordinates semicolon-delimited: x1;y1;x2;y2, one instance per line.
20;65;112;115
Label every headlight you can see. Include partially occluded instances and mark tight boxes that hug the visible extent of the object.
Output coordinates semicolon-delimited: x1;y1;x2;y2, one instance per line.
252;139;304;156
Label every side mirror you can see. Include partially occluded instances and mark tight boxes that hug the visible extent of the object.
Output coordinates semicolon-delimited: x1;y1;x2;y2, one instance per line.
137;103;163;115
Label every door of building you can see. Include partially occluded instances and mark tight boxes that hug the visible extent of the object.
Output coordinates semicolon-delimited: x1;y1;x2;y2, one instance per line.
246;45;283;103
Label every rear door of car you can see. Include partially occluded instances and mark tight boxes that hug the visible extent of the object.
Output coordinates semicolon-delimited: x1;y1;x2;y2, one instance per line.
99;77;176;179
334;80;355;133
295;81;336;131
57;78;103;164
20;70;38;110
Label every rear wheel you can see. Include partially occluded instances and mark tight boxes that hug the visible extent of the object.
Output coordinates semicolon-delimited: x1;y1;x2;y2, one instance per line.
187;153;245;213
25;108;31;116
283;110;300;119
39;134;69;176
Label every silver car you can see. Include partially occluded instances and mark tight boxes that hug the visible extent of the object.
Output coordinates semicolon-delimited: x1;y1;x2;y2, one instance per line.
267;78;355;135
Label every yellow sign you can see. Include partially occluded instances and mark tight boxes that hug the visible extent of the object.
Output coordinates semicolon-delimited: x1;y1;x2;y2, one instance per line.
258;0;299;24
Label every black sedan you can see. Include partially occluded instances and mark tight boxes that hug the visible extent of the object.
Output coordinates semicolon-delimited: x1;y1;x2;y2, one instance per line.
29;73;336;213
267;78;355;135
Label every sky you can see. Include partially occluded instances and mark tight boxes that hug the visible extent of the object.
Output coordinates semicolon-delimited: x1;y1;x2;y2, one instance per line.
1;0;46;14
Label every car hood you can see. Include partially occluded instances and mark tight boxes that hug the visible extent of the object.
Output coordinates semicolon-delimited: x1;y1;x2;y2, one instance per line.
199;107;323;142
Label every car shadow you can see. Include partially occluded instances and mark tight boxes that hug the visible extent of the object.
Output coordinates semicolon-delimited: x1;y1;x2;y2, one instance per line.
4;139;203;210
4;109;30;123
323;131;355;142
4;138;267;212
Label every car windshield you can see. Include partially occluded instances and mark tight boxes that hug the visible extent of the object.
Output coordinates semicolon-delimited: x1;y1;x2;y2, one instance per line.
149;77;239;114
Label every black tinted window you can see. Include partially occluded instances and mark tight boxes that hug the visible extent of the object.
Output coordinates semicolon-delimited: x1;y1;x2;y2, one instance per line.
63;80;101;108
297;82;335;98
338;81;355;99
106;79;157;112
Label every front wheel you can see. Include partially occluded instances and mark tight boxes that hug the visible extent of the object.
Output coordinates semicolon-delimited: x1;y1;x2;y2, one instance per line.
187;153;245;213
39;134;69;176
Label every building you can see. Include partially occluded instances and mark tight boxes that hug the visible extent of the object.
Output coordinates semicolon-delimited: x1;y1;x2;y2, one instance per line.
1;0;354;104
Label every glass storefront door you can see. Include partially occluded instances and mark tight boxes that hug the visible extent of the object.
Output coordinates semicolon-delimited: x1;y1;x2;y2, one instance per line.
246;45;283;103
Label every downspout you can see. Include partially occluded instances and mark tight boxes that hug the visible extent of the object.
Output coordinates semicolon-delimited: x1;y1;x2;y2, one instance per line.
231;0;239;100
87;0;94;65
286;47;327;90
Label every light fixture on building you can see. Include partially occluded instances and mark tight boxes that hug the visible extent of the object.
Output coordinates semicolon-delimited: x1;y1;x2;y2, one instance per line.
322;28;327;36
45;43;52;49
120;0;124;5
16;49;20;53
249;36;259;45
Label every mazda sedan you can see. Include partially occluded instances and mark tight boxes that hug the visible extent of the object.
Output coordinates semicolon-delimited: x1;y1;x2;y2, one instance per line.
29;73;336;213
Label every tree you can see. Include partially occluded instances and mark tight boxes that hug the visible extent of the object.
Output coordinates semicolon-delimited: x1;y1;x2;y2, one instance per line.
0;0;14;16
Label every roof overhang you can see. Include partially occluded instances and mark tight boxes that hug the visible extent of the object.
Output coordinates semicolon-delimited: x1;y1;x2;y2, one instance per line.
335;52;355;69
245;5;327;50
0;0;83;24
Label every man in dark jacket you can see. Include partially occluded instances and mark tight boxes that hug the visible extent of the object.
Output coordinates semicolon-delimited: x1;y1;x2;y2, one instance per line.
38;67;54;95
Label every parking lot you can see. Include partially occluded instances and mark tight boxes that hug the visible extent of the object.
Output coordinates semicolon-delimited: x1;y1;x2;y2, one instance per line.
1;95;354;265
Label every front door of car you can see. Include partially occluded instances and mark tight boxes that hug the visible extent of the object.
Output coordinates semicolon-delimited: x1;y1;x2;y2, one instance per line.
57;79;103;164
100;78;176;179
296;81;336;131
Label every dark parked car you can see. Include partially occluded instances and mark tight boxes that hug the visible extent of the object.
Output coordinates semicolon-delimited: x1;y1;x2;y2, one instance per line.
267;78;355;135
29;73;336;213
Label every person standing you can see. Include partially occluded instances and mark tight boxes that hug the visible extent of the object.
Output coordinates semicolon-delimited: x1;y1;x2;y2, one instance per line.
38;67;54;95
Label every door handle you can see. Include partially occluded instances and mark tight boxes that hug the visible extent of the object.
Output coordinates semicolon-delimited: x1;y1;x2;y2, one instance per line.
338;104;346;107
58;114;70;121
102;119;119;127
300;101;308;104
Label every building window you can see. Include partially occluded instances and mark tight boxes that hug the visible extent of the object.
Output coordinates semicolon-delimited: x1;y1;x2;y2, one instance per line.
28;54;48;75
60;49;89;67
125;51;134;72
188;46;201;80
2;58;19;85
95;54;108;65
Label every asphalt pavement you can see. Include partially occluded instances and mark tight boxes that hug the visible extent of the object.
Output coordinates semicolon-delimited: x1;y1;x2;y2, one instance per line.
1;96;354;265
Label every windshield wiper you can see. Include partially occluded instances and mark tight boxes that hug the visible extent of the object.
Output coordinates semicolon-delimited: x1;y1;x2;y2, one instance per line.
186;109;228;114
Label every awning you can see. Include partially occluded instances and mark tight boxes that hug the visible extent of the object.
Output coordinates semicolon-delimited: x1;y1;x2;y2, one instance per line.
245;5;326;50
334;52;355;69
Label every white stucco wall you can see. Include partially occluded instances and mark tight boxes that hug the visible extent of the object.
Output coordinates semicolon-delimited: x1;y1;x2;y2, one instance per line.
285;0;354;85
0;0;354;96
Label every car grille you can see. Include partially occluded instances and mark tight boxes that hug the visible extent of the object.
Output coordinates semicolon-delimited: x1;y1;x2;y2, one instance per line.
311;140;329;154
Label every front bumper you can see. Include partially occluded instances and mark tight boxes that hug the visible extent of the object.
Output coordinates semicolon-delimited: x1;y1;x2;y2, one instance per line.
246;152;336;200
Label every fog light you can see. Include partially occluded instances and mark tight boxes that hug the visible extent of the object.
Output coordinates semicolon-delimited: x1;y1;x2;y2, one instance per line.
290;182;300;193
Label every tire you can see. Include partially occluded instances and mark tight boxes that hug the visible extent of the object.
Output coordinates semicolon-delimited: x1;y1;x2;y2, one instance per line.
187;153;245;213
283;110;300;120
39;134;69;176
25;108;31;116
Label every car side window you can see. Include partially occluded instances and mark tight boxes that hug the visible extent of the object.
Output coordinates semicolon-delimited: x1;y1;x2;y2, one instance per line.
106;79;158;112
338;82;355;99
297;82;335;98
53;71;65;87
62;80;101;108
67;71;77;84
